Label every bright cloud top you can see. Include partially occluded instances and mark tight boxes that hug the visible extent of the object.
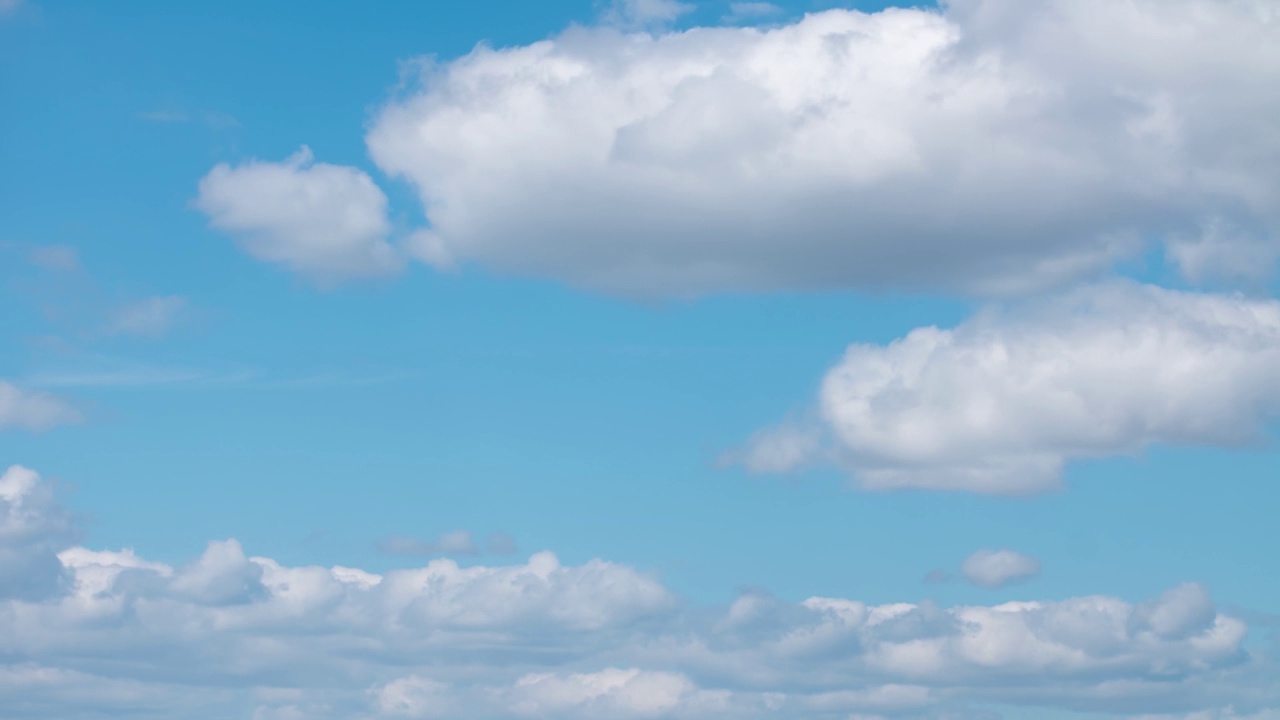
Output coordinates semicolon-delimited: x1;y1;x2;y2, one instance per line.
0;465;1272;719
194;146;402;283
355;0;1279;296
741;283;1280;494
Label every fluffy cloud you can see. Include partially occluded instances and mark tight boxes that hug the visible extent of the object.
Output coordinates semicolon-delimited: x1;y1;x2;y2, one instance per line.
0;382;81;432
352;0;1280;296
740;283;1280;494
0;467;75;601
194;147;402;283
960;549;1041;588
0;465;1274;719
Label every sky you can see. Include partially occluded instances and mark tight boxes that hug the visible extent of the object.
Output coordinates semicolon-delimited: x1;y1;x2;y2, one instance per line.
1;0;1279;718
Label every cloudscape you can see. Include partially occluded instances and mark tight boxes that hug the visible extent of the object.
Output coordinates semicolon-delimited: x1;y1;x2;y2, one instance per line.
2;1;1278;719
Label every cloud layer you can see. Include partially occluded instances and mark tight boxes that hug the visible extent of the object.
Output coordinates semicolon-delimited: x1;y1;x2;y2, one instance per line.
742;283;1280;494
1;465;1274;719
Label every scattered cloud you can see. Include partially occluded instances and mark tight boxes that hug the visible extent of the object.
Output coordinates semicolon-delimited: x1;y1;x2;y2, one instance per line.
379;530;480;557
350;0;1280;297
25;245;80;273
0;464;1273;719
738;283;1280;494
960;549;1041;588
923;569;953;585
0;381;81;431
104;295;187;337
379;530;521;557
724;2;782;23
194;146;403;284
603;0;694;28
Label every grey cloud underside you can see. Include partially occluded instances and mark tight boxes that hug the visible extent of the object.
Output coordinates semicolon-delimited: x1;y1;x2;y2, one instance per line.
359;0;1280;296
1;466;1276;719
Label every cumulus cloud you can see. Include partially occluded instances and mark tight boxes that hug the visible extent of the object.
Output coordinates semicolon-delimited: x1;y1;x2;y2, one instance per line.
739;283;1280;494
0;466;75;601
960;549;1041;588
0;382;81;432
0;465;1274;719
352;0;1280;297
194;146;402;284
105;295;187;337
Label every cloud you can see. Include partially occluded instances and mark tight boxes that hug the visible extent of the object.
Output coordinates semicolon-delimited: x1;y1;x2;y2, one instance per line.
379;530;480;557
353;0;1280;297
104;295;187;337
738;283;1280;494
0;466;75;601
0;382;81;431
194;146;402;284
0;0;21;17
724;2;782;23
603;0;694;28
26;246;80;273
0;465;1274;719
960;549;1041;588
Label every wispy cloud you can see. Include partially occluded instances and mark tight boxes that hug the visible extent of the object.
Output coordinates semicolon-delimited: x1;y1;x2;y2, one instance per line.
104;296;187;338
379;530;520;558
0;381;82;431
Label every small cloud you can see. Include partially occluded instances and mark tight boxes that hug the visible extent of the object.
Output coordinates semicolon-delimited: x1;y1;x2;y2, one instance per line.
0;381;82;431
27;246;80;273
724;2;781;23
602;0;693;28
961;549;1041;589
724;422;821;474
486;531;519;556
923;569;953;585
379;531;480;557
0;0;23;17
105;296;187;338
194;146;402;284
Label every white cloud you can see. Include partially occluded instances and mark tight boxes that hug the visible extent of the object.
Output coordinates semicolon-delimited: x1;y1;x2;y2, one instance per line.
105;295;186;337
740;283;1280;494
194;146;402;284
0;382;81;432
0;466;75;601
960;549;1041;588
356;0;1280;297
0;464;1274;719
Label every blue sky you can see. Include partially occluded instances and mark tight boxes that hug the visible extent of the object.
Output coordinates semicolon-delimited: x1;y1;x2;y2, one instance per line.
2;1;1279;719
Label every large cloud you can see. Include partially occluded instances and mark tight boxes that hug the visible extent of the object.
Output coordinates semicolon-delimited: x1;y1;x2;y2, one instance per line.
351;0;1280;296
0;465;1274;719
739;283;1280;494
